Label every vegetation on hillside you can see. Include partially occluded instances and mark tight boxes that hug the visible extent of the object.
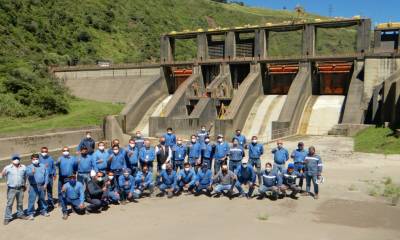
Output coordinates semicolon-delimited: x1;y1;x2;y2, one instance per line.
0;0;356;120
354;127;400;154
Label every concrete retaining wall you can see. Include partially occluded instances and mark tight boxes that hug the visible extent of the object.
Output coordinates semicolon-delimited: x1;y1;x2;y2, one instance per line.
0;128;103;161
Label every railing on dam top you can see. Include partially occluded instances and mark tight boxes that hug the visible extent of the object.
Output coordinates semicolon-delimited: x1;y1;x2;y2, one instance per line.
50;63;160;73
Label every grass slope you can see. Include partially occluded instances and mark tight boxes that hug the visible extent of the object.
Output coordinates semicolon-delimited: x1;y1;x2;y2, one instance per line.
354;127;400;155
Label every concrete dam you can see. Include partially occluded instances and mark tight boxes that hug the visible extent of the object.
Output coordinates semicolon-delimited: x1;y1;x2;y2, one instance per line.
53;18;400;142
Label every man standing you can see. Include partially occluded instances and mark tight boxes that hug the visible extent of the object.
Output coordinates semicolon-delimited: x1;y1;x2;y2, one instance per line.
187;135;202;167
195;163;213;196
197;125;209;147
1;154;29;225
201;136;214;170
212;163;237;198
228;138;245;172
60;175;86;220
177;162;196;193
271;140;289;174
76;146;97;184
291;142;307;190
172;138;186;171
258;162;282;200
214;134;230;174
234;159;256;198
134;165;154;199
139;139;156;172
163;127;177;148
248;136;264;184
108;145;127;179
118;169;135;204
304;146;323;199
93;141;109;174
77;131;96;155
155;136;172;173
26;154;49;220
158;163;178;198
134;132;145;149
233;129;247;148
281;163;301;199
126;139;140;174
39;146;56;209
56;147;77;201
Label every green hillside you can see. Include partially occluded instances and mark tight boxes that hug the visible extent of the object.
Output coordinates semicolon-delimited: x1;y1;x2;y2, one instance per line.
0;0;357;120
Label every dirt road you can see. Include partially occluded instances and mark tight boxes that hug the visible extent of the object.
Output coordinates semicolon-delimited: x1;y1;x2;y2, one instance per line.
1;136;399;240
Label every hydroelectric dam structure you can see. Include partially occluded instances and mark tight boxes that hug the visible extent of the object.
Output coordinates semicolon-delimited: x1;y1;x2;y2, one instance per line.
53;18;400;142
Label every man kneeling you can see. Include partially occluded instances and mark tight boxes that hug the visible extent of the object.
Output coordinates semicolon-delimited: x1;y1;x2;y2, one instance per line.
280;163;301;198
177;162;196;193
85;171;108;212
158;163;178;198
118;169;135;204
60;174;86;220
133;165;154;199
258;162;282;200
212;163;237;198
234;158;256;199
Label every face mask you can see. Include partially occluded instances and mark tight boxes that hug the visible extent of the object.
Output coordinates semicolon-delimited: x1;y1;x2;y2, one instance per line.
123;173;129;178
69;179;76;185
242;163;247;168
161;164;167;170
113;150;119;154
184;167;190;171
252;140;257;144
191;139;196;143
97;177;103;182
201;128;206;132
81;152;87;156
136;134;141;138
41;152;48;157
177;141;182;145
278;144;283;148
160;141;165;145
167;132;172;135
108;176;114;180
217;138;223;143
233;143;238;146
98;146;105;150
129;144;135;148
32;160;39;165
12;159;20;165
266;167;272;172
205;139;210;143
62;151;69;156
86;135;91;139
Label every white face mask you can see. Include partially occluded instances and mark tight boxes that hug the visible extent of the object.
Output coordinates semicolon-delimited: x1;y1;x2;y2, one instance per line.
108;176;114;180
12;159;20;165
205;139;210;143
161;164;167;170
98;146;105;150
242;163;247;168
184;167;190;171
113;150;119;154
191;139;196;143
32;160;39;165
167;131;172;135
177;141;182;145
97;177;103;182
201;128;206;131
41;152;48;157
129;143;135;148
266;168;272;172
218;138;223;143
136;134;141;137
252;140;257;143
123;173;129;178
86;135;91;138
62;151;69;156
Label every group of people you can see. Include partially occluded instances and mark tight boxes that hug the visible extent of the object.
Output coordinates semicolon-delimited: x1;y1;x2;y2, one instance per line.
1;127;323;225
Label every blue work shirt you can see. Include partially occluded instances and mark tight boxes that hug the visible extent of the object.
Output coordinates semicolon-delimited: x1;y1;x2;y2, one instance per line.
197;130;209;144
1;164;27;188
248;143;264;159
77;137;96;154
63;181;85;204
163;133;177;148
139;147;156;165
134;137;145;149
304;155;323;176
291;149;308;163
196;168;213;185
26;163;48;186
57;155;77;177
76;154;97;173
178;168;196;185
235;165;256;183
229;145;244;161
109;152;127;171
160;170;177;187
261;170;282;187
214;141;230;160
187;142;202;159
118;175;135;193
125;145;140;167
135;171;153;188
93;149;109;171
39;154;56;176
271;147;289;164
233;134;247;147
172;144;187;161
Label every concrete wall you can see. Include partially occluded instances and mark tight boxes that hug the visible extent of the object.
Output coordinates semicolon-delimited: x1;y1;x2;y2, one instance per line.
55;67;160;103
276;63;312;135
0;128;103;161
341;61;366;124
214;64;262;135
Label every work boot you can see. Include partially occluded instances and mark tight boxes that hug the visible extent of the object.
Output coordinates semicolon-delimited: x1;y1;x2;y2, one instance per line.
27;215;34;221
3;219;10;225
42;212;50;217
18;215;30;220
62;213;68;220
167;191;173;199
314;194;319;200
